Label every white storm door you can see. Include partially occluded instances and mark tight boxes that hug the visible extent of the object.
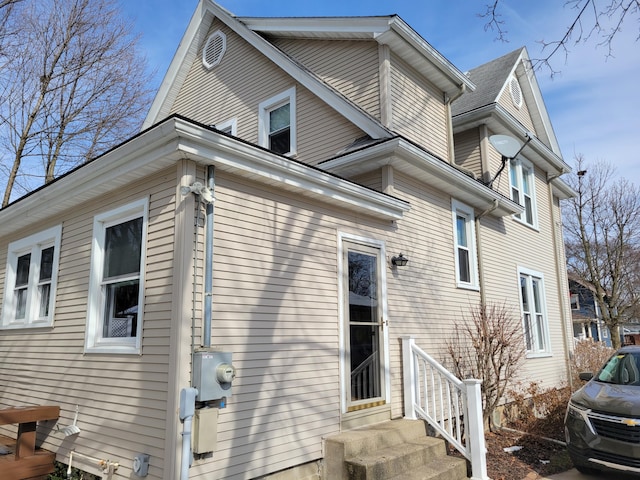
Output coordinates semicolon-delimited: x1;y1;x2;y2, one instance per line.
342;240;387;412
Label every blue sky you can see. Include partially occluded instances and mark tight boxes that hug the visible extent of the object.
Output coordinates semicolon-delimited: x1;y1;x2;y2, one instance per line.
119;0;640;181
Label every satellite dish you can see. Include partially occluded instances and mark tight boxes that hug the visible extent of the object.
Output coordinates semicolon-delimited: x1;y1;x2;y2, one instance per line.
489;135;522;159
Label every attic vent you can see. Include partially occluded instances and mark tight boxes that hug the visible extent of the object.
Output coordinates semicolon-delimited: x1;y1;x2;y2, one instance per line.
202;30;226;70
509;75;523;109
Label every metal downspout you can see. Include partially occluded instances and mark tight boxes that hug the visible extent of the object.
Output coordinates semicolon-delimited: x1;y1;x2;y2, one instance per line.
204;166;215;348
548;182;573;390
475;199;499;306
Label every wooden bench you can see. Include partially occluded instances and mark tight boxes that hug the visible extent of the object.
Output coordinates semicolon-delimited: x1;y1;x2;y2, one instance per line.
0;406;60;480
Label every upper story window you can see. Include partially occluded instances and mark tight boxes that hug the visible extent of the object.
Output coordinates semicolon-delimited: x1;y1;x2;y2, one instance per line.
85;199;147;354
510;158;537;228
1;225;62;329
518;268;550;356
258;87;296;156
451;199;478;290
570;293;580;310
213;117;237;136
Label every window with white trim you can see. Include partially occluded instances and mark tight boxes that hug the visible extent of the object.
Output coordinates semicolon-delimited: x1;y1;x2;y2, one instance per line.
213;117;237;135
510;158;537;227
451;199;478;289
1;225;62;329
85;199;147;354
518;268;550;355
258;87;296;155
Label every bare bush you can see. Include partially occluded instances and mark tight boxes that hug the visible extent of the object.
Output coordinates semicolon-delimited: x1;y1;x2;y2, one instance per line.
570;339;615;389
506;382;571;440
445;302;526;431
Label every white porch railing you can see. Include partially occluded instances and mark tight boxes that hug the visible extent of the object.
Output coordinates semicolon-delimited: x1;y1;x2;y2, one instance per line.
402;336;488;480
351;352;380;399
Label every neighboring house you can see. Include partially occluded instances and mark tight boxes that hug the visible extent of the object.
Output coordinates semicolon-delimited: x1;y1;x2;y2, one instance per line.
568;277;612;346
0;2;575;479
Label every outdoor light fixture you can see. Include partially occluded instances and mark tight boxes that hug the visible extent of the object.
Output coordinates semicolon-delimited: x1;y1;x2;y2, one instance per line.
391;253;409;267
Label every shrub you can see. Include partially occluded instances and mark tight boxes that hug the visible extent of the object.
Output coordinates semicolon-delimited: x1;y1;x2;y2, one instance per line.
570;339;615;390
445;302;526;431
505;382;571;441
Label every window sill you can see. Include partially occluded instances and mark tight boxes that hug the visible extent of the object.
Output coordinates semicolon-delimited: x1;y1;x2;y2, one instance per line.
526;352;553;359
456;283;480;292
512;216;540;232
0;321;53;330
84;344;141;355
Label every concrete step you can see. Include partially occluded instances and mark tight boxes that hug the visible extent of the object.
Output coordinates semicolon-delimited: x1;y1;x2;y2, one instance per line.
386;456;468;480
323;419;469;480
326;419;429;459
345;436;447;480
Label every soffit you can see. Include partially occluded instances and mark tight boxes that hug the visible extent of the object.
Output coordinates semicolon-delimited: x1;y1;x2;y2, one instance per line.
239;15;475;99
321;137;523;217
452;103;571;175
0;117;409;237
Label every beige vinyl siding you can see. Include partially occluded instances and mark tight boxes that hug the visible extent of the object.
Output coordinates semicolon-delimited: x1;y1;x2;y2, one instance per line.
380;171;483;418
498;85;536;133
478;165;569;388
390;54;449;160
0;168;177;480
170;20;366;166
189;170;395;479
351;170;383;191
272;38;381;119
454;129;483;178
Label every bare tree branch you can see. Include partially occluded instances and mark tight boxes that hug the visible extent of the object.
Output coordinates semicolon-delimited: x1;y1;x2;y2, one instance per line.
0;0;153;206
563;157;640;347
483;1;640;74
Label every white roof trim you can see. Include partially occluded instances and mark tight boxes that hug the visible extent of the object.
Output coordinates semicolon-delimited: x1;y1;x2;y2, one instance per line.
321;137;523;218
144;1;391;139
493;48;561;157
0;117;408;237
452;103;571;175
241;14;475;98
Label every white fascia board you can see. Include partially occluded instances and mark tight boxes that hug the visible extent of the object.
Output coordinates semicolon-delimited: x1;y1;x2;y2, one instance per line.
322;138;522;217
239;16;392;37
551;178;577;200
0;124;183;237
453;103;571;175
203;2;391;139
385;17;475;93
172;118;409;220
499;48;562;157
143;1;210;129
0;118;408;238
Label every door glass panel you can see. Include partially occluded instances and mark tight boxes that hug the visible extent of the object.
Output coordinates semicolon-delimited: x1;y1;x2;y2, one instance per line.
348;250;381;402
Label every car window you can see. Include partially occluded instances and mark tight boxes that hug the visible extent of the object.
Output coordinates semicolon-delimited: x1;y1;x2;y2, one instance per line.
596;352;640;385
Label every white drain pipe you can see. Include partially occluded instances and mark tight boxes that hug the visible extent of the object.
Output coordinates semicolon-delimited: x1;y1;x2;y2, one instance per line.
179;388;198;480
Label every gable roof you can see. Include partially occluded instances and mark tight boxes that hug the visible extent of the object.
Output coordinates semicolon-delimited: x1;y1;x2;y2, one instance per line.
451;47;575;198
452;47;562;158
143;1;474;135
451;49;521;116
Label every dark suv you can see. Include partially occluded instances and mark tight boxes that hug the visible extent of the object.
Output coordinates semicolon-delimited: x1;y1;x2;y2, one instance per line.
565;345;640;475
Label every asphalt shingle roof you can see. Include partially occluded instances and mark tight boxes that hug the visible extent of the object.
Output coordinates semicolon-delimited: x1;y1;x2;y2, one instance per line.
451;48;524;116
